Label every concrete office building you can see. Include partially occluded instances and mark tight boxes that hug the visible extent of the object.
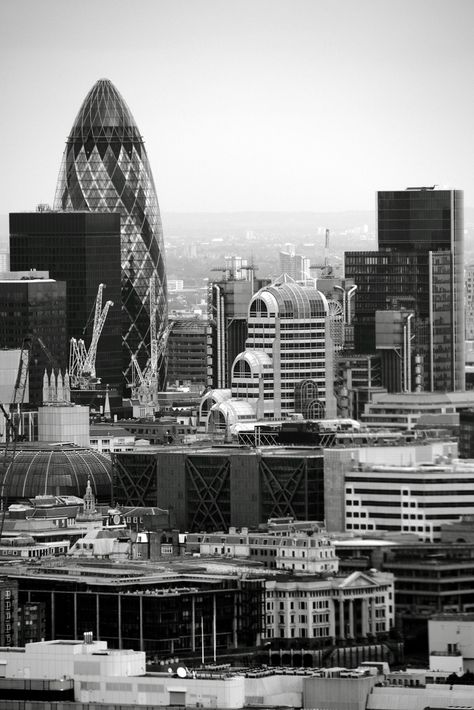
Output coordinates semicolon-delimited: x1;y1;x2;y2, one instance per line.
344;458;474;542
465;264;474;339
323;439;458;535
208;256;266;389
228;278;336;420
279;244;311;282
360;390;474;430
167;317;211;389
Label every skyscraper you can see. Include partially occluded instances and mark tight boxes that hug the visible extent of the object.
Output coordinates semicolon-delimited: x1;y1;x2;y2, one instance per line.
0;272;67;405
345;187;464;393
54;79;167;388
231;278;336;419
10;211;122;390
208;256;268;389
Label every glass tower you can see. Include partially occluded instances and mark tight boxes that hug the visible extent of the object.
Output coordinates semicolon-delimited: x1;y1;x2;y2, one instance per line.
346;188;464;392
54;78;167;388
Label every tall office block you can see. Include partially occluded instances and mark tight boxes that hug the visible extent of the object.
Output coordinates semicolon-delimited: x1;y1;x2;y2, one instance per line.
465;265;474;340
54;79;167;388
208;256;266;388
0;272;67;404
231;278;336;419
279;244;311;282
345;187;464;392
10;211;122;389
166;318;211;389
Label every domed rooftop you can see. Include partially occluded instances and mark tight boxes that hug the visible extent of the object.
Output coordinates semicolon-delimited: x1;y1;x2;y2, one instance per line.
250;279;328;320
0;443;113;504
66;78;141;143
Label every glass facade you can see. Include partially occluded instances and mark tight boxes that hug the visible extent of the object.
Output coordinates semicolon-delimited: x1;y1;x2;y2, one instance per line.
0;279;67;405
346;188;464;392
0;442;113;503
10;211;122;390
54;79;167;387
16;575;264;656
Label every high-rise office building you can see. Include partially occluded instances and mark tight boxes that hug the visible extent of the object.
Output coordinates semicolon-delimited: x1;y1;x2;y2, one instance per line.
279;244;311;282
10;211;122;389
465;265;474;340
54;79;167;388
167;318;211;389
345;187;464;392
208;256;267;389
0;272;67;404
231;278;336;419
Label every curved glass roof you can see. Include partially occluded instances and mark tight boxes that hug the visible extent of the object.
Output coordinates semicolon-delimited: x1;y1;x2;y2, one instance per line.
251;281;328;319
67;79;140;143
0;443;113;504
233;350;272;373
54;78;167;388
200;388;232;405
210;398;256;423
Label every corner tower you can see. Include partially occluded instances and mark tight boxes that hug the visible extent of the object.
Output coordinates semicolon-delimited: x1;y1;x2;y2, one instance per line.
54;78;167;389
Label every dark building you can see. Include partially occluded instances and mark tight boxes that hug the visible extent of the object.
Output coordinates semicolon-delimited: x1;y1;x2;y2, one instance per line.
11;563;264;658
0;576;19;647
0;274;67;404
167;318;210;388
54;79;168;389
345;187;464;393
118;417;196;445
112;446;325;531
17;601;47;645
10;210;122;390
459;409;474;458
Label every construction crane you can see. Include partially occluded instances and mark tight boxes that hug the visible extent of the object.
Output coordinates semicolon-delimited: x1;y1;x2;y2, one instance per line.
0;339;30;536
69;284;113;389
131;322;173;406
130;278;172;406
0;340;29;443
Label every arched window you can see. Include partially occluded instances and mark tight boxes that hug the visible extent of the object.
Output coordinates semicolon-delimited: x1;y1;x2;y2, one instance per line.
250;297;269;317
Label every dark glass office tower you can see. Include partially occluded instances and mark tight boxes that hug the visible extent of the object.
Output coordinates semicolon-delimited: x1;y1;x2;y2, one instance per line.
10;211;122;390
0;275;67;404
345;188;464;392
54;79;167;388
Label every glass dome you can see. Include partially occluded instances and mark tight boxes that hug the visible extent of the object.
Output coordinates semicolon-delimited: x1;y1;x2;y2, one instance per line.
0;443;113;504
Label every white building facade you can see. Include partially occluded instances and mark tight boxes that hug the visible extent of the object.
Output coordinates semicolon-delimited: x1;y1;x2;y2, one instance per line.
230;278;336;419
265;570;394;642
345;458;474;542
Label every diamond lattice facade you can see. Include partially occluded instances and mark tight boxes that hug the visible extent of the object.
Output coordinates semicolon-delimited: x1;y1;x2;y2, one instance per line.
54;78;167;388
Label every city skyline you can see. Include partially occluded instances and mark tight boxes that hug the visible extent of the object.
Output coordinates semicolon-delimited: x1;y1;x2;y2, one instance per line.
1;0;473;218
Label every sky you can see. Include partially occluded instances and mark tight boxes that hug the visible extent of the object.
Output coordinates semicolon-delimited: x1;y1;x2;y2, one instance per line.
1;0;473;215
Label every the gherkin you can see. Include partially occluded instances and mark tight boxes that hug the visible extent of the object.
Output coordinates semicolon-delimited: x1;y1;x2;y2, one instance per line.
54;78;167;389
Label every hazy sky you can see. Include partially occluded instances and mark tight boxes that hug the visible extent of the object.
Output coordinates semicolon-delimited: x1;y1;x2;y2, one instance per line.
1;0;473;214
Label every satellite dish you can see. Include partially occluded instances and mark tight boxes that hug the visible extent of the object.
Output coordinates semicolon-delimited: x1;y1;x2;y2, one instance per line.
177;667;187;678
